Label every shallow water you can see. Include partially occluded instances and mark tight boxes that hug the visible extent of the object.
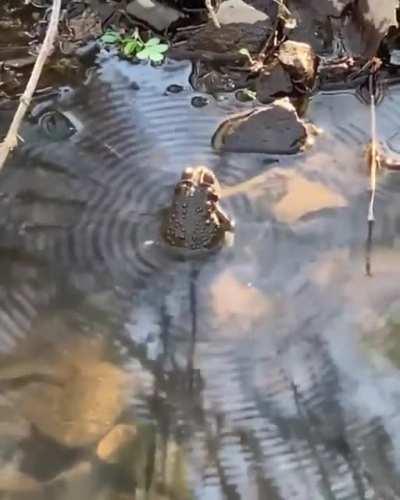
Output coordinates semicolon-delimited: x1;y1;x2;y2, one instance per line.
1;51;400;499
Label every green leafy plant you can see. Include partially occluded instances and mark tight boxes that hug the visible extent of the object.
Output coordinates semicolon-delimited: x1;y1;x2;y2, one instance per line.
100;29;168;63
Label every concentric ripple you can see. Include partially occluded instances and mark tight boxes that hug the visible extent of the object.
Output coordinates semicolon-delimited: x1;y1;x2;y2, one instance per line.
3;56;283;291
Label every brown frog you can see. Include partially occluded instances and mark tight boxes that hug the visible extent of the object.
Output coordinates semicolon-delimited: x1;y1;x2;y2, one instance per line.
161;166;234;251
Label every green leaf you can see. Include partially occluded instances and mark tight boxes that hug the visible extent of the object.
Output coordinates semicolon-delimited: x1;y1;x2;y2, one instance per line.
136;48;151;60
123;39;139;56
148;51;164;62
101;31;120;44
145;37;161;46
154;43;168;53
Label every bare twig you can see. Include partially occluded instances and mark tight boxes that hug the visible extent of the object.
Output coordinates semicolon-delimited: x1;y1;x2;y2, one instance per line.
205;0;221;29
368;78;377;223
0;0;62;170
365;73;378;276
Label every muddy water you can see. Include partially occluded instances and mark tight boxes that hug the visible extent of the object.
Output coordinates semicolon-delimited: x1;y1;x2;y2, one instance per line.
1;51;400;499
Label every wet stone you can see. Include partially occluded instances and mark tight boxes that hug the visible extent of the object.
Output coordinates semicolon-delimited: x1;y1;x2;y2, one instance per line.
256;59;293;103
126;0;183;31
74;41;99;63
216;0;269;25
129;81;140;91
288;0;397;59
170;20;271;60
191;96;209;108
277;40;318;91
191;62;247;93
213;98;308;154
166;84;184;94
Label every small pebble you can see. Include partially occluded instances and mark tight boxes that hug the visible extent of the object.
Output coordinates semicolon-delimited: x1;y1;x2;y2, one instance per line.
129;81;140;91
166;84;184;94
191;96;209;108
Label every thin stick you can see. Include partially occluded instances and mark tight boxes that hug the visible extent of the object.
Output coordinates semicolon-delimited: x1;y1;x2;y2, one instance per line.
0;0;62;170
368;76;377;223
205;0;221;28
366;73;377;276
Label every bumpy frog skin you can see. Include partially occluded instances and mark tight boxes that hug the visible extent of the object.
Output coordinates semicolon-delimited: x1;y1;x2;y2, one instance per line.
161;166;234;251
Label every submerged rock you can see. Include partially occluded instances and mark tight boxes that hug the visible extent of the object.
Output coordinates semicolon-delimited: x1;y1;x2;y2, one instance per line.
270;168;347;224
213;98;307;154
21;359;128;447
4;334;133;449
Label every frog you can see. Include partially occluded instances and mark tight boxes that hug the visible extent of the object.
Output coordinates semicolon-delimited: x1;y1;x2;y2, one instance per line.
161;166;234;252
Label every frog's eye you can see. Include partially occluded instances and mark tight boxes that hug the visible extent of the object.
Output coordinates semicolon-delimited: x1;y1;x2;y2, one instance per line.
200;170;216;186
181;167;194;180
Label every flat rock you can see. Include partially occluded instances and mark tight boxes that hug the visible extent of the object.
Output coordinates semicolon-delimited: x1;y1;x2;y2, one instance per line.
217;0;269;24
13;335;132;448
21;359;128;448
213;98;307;154
127;0;183;31
170;20;271;61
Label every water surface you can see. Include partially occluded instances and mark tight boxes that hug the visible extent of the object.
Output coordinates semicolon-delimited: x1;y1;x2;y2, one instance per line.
1;52;400;499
